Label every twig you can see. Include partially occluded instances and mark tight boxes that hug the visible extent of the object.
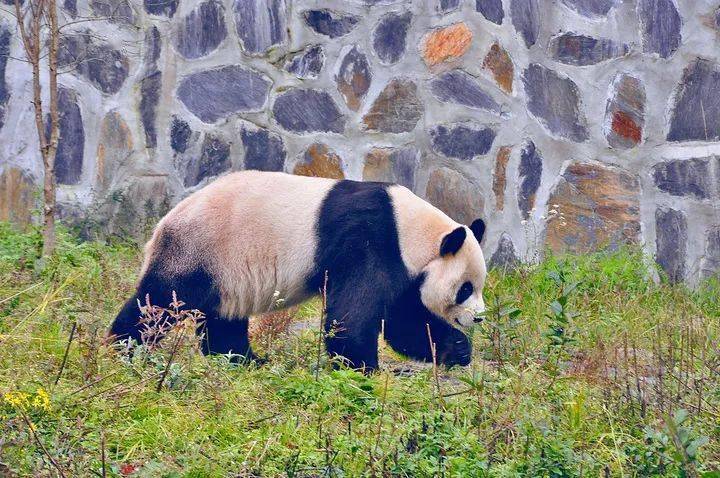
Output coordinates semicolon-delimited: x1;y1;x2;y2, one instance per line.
54;321;76;386
18;408;67;478
315;271;328;381
426;323;442;407
373;372;390;457
100;429;106;478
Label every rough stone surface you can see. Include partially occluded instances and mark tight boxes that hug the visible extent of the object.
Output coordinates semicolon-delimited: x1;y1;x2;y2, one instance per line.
489;233;520;270
373;12;412;65
439;0;460;13
652;157;719;200
667;59;720;142
476;0;504;25
655;208;687;283
140;71;161;148
421;23;473;68
273;89;345;133
0;22;9;130
560;0;616;17
52;88;85;185
144;26;162;71
548;33;629;66
605;74;646;148
303;9;358;38
242;127;286;171
175;0;227;59
144;0;178;17
638;0;681;59
183;134;231;187
58;33;130;95
0;0;718;282
63;0;77;17
430;70;501;114
233;0;287;55
0;168;36;226
523;63;588;142
284;45;324;79
90;0;136;25
170;117;192;154
482;42;513;93
430;123;496;160
96;112;133;192
492;146;511;211
336;46;371;111
177;66;271;123
363;147;418;188
546;162;641;254
517;141;542;219
294;143;344;179
510;0;540;48
363;79;423;133
426;167;484;225
700;227;720;280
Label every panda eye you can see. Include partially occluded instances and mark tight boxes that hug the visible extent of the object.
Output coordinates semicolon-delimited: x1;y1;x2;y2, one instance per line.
455;281;473;304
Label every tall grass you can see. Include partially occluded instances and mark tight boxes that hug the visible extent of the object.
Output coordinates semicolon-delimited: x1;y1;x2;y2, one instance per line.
0;222;718;477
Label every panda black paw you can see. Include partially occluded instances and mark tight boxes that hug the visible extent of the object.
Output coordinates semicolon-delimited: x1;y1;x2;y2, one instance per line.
436;330;472;368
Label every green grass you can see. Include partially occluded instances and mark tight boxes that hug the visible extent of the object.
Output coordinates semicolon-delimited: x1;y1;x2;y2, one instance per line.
0;221;718;477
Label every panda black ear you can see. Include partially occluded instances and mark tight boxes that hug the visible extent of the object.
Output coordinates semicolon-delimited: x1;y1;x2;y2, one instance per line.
440;227;467;256
470;218;486;243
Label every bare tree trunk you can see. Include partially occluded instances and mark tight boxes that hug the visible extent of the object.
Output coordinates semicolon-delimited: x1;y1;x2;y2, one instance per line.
14;0;60;258
43;0;59;258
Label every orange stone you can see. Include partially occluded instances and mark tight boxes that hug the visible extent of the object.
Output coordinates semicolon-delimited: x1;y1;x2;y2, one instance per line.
545;162;641;254
294;143;345;179
425;167;484;225
483;42;513;93
421;23;473;67
0;167;37;227
492;146;511;211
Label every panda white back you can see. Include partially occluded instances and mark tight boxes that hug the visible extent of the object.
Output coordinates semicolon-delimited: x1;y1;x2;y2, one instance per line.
143;171;336;316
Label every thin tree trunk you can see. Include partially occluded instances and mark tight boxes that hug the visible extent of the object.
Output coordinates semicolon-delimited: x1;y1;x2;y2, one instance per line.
43;0;59;257
15;0;59;258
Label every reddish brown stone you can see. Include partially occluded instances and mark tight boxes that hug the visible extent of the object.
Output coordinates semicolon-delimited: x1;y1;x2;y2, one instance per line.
425;167;484;225
605;73;645;149
0;167;37;226
293;143;344;179
483;43;513;93
420;23;473;67
611;111;641;144
545;162;641;254
492;146;511;210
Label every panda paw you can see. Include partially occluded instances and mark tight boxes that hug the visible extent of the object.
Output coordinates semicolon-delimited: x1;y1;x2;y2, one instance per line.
436;330;472;368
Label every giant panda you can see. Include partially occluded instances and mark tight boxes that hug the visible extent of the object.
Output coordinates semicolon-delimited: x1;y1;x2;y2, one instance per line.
109;170;487;371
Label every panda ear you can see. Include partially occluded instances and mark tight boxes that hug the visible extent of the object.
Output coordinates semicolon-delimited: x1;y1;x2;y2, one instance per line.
470;218;486;243
440;227;467;256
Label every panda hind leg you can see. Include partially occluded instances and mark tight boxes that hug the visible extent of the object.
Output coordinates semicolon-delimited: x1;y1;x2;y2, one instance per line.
197;316;261;364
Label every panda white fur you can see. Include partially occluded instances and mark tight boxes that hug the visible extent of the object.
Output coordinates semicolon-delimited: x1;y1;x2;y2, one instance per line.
110;171;487;371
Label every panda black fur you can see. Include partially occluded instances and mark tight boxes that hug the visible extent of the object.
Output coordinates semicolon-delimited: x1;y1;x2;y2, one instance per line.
110;171;487;371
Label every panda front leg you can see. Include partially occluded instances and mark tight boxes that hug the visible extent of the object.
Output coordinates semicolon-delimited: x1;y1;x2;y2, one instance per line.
384;309;472;368
323;278;383;372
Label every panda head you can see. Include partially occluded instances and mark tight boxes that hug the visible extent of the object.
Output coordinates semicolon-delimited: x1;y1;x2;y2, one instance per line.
419;219;487;328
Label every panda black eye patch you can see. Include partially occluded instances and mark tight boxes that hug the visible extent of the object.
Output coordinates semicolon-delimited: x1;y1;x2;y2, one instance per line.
456;281;473;304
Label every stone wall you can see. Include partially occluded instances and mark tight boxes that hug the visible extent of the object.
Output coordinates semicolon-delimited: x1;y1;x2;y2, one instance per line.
1;0;719;283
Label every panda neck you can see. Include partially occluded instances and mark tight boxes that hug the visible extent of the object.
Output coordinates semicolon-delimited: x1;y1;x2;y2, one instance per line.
387;185;458;276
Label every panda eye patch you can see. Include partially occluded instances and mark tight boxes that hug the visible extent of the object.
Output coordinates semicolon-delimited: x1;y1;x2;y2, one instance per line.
455;281;473;304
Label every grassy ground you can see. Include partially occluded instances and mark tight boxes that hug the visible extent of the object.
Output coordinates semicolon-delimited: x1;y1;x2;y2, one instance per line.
0;222;718;477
